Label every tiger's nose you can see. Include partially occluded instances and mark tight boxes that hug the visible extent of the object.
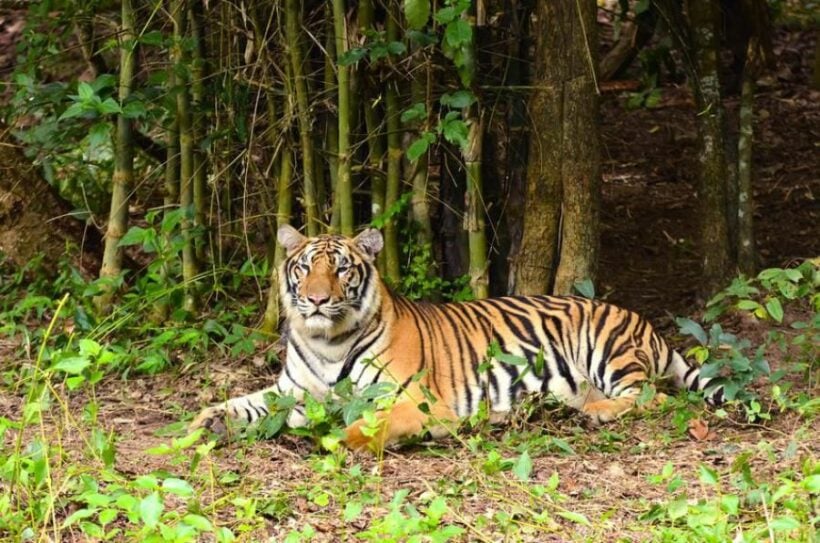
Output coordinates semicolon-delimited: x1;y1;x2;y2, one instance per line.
308;293;330;306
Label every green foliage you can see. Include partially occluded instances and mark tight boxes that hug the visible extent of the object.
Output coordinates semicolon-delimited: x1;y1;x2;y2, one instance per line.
676;261;819;421
396;226;473;302
642;457;819;542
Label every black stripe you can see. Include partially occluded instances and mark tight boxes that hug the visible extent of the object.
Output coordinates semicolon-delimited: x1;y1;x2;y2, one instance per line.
609;362;644;390
289;339;326;384
438;306;472;416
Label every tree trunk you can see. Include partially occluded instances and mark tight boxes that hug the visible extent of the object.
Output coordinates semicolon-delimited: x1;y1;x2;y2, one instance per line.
0;126;100;273
515;0;600;296
737;41;758;275
96;0;137;311
687;0;732;289
553;0;600;295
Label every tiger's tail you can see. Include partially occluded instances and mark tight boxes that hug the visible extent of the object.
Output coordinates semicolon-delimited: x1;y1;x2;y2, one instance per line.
666;351;725;405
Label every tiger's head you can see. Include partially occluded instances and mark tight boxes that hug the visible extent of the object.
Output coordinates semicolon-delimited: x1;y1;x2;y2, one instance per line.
277;225;384;338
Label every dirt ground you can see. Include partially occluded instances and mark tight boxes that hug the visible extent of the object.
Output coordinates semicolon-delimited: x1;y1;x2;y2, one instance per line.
0;14;818;542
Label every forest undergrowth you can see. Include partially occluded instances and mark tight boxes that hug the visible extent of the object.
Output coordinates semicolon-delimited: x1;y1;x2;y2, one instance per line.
0;10;818;543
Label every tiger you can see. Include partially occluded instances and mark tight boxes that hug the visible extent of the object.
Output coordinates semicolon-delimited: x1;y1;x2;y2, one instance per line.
190;225;723;450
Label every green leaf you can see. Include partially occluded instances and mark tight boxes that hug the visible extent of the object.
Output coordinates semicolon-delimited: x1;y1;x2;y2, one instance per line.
513;450;532;481
404;0;430;30
183;514;213;532
769;516;800;532
139;493;163;528
118;226;149;247
698;464;718;485
386;41;406;55
440;90;476;109
573;278;595;299
765;298;784;323
78;82;95;101
54;356;91;375
444;19;471;48
495;351;528;366
406;134;432;162
666;497;688;520
122;100;147;119
676;317;707;345
59;102;90;121
407;30;437;46
343;501;363;522
98;98;122;115
801;474;820;493
162;477;194;497
557;511;591;526
441;118;468;148
62;508;96;528
400;103;426;123
338;47;368;66
78;339;102;358
140;30;164;47
434;6;458;24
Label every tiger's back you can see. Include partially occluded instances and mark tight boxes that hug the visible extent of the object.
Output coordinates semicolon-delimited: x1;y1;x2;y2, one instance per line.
191;227;722;450
378;293;718;426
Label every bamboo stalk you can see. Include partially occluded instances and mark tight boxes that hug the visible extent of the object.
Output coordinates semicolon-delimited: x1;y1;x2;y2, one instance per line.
262;88;294;335
359;0;386;272
172;0;199;313
285;0;319;236
383;1;402;283
324;13;341;232
188;0;208;263
332;0;353;235
153;65;181;323
410;66;433;248
462;10;488;299
96;0;137;312
464;111;488;298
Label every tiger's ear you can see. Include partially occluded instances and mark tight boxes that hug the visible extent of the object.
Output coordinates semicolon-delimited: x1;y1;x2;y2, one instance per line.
353;228;383;261
277;224;307;256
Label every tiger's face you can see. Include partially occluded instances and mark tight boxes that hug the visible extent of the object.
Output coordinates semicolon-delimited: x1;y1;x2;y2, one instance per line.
277;225;384;337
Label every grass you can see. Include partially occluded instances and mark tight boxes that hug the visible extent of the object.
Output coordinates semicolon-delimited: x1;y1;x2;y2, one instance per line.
0;261;817;541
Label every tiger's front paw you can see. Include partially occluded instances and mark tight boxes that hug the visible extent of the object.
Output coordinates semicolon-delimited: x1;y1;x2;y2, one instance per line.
190;405;229;435
344;420;386;453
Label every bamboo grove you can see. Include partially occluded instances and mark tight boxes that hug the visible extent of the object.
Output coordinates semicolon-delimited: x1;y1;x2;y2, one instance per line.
6;0;774;331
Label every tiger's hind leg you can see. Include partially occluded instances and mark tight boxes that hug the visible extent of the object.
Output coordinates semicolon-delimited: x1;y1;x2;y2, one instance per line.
581;375;668;425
